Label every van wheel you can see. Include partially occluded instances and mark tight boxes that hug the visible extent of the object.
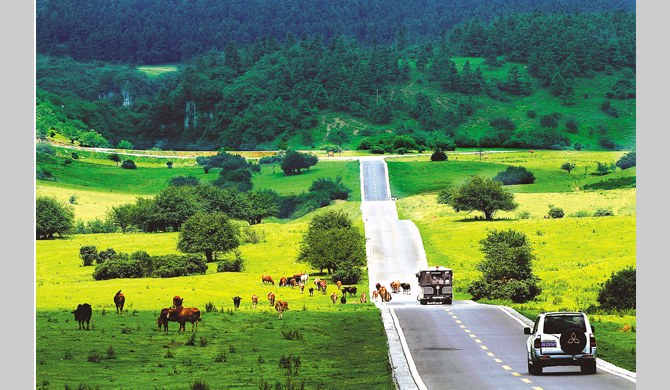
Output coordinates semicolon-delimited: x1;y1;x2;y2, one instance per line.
420;299;427;305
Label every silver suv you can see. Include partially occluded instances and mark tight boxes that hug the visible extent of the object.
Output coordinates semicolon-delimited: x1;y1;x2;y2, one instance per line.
524;311;597;374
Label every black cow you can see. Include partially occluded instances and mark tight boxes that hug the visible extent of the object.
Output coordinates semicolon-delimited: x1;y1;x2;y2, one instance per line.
73;303;92;330
233;296;241;309
340;295;347;304
342;286;358;297
400;283;411;295
114;290;125;314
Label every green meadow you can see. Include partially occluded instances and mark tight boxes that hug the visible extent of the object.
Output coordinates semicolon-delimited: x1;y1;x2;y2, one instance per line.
35;202;391;389
388;150;636;371
36;147;636;382
36;147;362;221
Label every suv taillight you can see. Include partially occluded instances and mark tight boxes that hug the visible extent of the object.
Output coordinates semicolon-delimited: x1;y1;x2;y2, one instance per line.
534;337;541;348
590;335;596;348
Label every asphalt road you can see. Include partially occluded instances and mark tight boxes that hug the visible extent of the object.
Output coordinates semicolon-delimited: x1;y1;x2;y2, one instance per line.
359;158;636;390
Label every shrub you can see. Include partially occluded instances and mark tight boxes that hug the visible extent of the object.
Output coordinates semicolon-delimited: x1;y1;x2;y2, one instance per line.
615;151;636;170
540;114;558;128
593;161;615;176
573;143;582;151
79;246;99;266
582;177;636;190
547;205;564;219
36;142;56;155
526;110;537;118
169;176;200;187
493;166;536;185
430;151;448;161
565;117;579;133
599;138;617;150
205;302;218;313
593;207;614;217
63;158;73;166
331;267;362;285
560;162;576;173
121;160;137;169
597;267;636;310
517;211;531;220
489;117;516;131
189;380;211;390
71;152;79;159
166;161;173;169
570;210;591;218
36;167;55;181
217;252;245;272
239;227;266;244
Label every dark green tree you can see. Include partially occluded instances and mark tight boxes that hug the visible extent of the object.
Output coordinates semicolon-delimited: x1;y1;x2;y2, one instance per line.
240;189;280;225
108;153;121;166
297;210;365;274
280;150;318;175
437;176;517;220
561;162;576;173
36;196;75;239
107;203;135;233
467;229;541;303
177;212;240;262
597;266;636;310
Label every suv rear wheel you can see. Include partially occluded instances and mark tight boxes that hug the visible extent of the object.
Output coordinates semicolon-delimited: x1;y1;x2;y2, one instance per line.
528;360;543;375
581;360;596;374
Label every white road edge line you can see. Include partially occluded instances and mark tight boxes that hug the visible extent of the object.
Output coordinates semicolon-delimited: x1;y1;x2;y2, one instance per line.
497;306;637;383
389;307;429;390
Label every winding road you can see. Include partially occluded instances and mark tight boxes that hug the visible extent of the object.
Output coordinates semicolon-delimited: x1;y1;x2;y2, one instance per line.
359;157;636;390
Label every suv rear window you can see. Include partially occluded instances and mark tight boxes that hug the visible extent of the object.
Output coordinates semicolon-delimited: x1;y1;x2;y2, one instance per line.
543;314;586;334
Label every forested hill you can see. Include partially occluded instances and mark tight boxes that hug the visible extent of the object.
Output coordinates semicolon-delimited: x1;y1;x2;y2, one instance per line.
37;0;635;64
36;1;636;152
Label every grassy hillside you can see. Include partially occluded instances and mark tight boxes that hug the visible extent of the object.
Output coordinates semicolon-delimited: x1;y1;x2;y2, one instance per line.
36;146;362;221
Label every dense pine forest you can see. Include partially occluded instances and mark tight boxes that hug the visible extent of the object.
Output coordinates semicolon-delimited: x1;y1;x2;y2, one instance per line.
36;0;636;151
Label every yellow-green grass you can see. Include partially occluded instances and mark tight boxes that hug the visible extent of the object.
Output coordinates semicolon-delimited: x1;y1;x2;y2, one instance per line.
135;64;180;77
35;203;390;388
387;150;634;196
395;192;636;371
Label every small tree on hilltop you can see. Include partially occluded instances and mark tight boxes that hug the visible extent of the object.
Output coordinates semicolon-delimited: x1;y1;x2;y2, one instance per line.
177;212;240;262
561;162;576;173
468;229;541;303
108;153;121;166
36;196;75;239
597;266;636;311
437;176;517;220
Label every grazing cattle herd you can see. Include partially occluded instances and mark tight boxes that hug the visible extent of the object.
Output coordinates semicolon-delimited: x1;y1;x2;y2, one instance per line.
70;274;414;330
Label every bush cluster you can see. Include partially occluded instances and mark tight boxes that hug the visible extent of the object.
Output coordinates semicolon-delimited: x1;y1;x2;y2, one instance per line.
597;267;636;310
91;249;207;280
493;166;536;185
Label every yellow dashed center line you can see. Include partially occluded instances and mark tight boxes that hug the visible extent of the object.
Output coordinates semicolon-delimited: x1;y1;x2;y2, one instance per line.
449;309;539;389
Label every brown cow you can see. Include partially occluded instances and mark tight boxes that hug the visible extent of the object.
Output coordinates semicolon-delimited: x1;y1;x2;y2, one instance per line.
173;296;183;307
114;290;125;314
382;290;392;302
267;291;276;306
299;282;305;294
360;292;368;303
330;291;338;304
157;308;170;331
319;280;328;294
274;300;289;319
336;280;342;290
262;275;275;285
371;290;379;301
279;276;288;287
167;306;201;332
390;280;401;294
251;294;259;308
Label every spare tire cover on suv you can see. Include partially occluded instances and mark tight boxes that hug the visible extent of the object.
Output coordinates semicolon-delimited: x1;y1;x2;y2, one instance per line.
559;328;587;355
